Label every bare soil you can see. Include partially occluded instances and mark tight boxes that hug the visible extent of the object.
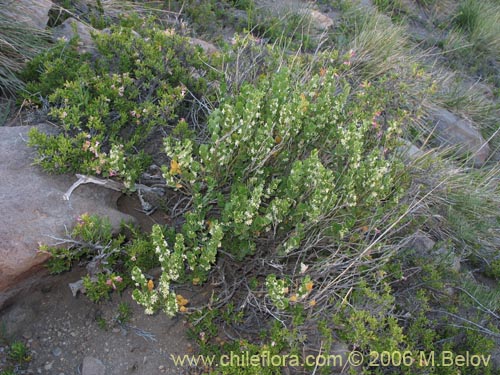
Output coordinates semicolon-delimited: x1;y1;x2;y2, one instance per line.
0;266;213;375
0;197;211;375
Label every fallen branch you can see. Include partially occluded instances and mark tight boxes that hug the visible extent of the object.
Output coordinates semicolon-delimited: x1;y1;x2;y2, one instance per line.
63;174;123;200
63;174;166;202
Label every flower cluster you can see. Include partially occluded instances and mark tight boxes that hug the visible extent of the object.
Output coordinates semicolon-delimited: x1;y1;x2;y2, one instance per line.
265;274;316;310
266;275;290;310
131;220;223;316
131;225;184;316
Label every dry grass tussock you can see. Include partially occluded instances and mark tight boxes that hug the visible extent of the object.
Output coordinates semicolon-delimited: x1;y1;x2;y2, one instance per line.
0;8;49;96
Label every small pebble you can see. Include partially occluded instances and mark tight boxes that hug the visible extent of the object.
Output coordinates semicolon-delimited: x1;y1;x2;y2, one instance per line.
52;347;62;357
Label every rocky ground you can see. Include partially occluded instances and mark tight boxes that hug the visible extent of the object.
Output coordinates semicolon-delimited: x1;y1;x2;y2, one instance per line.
0;267;211;374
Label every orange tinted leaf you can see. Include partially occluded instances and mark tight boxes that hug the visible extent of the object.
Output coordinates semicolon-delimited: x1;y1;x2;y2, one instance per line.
170;159;181;175
147;279;154;291
305;281;314;292
176;294;189;306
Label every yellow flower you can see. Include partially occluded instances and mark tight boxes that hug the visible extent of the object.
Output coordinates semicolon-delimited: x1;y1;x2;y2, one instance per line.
309;299;317;307
170;159;181;175
305;281;314;292
176;294;189;307
289;294;298;303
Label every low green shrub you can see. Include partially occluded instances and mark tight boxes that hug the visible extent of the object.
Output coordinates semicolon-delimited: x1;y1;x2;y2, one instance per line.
24;17;220;188
7;341;30;364
130;55;406;316
43;213;157;302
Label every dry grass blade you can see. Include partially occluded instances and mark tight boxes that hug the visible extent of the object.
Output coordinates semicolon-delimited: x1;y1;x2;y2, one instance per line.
0;9;49;96
347;11;412;79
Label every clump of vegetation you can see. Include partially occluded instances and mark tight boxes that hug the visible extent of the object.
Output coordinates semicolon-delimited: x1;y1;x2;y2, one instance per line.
0;340;31;375
42;212;159;303
25;17;220;187
453;0;500;57
438;0;500;85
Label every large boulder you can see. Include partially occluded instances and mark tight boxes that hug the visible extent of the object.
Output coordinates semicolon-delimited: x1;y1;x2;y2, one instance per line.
0;124;135;310
428;107;490;167
1;0;53;30
52;18;97;54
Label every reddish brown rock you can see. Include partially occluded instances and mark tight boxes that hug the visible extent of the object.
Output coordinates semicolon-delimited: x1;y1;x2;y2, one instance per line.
0;124;135;309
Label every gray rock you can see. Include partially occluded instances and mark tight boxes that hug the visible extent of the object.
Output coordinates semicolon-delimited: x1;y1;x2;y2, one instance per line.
52;18;97;54
397;139;425;163
2;0;53;30
304;10;334;31
428;107;490;167
1;305;36;336
407;230;436;255
434;247;461;273
52;347;62;357
406;231;461;272
188;38;219;55
0;124;136;310
82;356;106;375
358;0;375;10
